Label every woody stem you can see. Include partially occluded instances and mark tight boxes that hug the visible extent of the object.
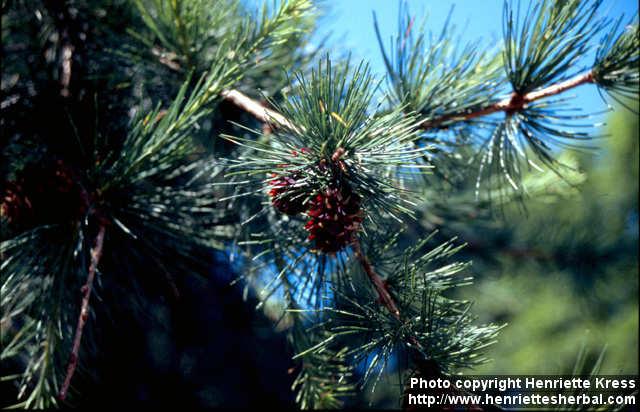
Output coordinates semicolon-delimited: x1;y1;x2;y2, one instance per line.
59;224;106;401
418;71;594;129
352;237;400;319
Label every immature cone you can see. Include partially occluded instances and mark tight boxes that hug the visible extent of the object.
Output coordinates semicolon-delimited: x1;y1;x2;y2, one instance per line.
1;183;30;224
304;183;362;254
268;174;307;215
1;159;87;227
268;148;311;216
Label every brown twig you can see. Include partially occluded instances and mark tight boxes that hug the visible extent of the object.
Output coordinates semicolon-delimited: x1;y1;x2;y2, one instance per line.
418;71;595;129
352;238;400;319
150;48;295;132
331;147;346;162
59;225;106;401
60;43;74;97
220;89;299;132
352;237;424;350
151;46;182;72
45;1;82;99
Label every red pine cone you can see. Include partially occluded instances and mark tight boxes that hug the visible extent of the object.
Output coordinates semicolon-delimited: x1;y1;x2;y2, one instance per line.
268;174;307;215
267;148;311;215
304;184;362;254
1;182;32;225
1;159;87;227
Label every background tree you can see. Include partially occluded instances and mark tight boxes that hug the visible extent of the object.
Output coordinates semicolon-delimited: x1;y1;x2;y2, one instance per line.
1;0;638;409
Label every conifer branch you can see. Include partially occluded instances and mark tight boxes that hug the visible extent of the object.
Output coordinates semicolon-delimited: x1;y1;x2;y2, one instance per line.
58;224;106;401
352;237;505;411
418;70;595;129
220;70;595;135
5;1;634;409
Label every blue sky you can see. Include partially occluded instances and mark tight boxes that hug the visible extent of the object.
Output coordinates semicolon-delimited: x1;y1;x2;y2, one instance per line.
313;0;638;116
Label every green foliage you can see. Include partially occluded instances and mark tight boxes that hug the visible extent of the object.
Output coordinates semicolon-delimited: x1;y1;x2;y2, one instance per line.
130;0;318;95
105;67;238;189
1;0;320;408
291;234;503;393
503;0;604;93
375;5;503;128
1;0;638;410
131;0;245;68
593;19;640;109
1;227;75;408
385;236;504;372
291;341;355;409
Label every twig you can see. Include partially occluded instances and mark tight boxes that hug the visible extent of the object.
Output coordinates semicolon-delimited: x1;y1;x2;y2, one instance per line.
45;1;80;98
418;71;595;129
220;89;299;132
352;238;400;319
60;43;74;97
151;49;295;131
151;47;182;72
331;147;346;162
352;237;424;351
58;224;106;401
